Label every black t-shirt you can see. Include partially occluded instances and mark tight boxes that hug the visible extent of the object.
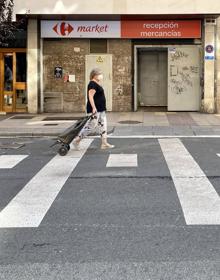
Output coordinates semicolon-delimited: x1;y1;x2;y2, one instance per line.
87;80;106;113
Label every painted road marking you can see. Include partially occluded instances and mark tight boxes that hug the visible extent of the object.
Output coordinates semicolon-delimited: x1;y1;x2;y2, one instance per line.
0;155;28;169
0;139;92;228
93;135;220;139
2;135;220;139
159;138;220;225
106;154;138;167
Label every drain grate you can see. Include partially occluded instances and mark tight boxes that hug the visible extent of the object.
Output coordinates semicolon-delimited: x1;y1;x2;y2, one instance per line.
43;123;59;126
118;120;142;124
43;116;82;121
10;115;35;120
0;143;25;149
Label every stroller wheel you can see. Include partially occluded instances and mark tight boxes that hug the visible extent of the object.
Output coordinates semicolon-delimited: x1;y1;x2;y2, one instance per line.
58;145;69;156
67;144;70;150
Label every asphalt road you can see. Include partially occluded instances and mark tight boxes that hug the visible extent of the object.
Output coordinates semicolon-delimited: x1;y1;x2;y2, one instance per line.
0;137;219;280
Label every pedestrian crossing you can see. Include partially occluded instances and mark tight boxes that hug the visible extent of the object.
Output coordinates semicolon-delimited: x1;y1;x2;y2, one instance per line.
0;140;92;228
159;138;220;225
0;138;220;228
0;155;28;169
106;154;138;167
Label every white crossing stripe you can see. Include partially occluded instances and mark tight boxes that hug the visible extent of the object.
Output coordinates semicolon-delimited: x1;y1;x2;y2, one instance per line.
159;138;220;225
0;155;28;169
0;139;92;228
106;154;138;167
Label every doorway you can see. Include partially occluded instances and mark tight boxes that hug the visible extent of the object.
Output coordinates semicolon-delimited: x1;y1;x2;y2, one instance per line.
85;54;112;111
134;45;201;112
0;49;27;113
138;49;168;109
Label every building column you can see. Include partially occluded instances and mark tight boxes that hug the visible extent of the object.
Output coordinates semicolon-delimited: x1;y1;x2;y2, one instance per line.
216;17;220;113
203;20;216;113
27;19;39;113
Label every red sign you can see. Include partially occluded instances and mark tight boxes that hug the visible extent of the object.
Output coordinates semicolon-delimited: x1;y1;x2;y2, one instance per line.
121;20;201;39
53;22;74;36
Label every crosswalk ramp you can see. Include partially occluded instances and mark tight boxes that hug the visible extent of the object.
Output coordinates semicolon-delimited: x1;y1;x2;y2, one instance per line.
0;137;220;228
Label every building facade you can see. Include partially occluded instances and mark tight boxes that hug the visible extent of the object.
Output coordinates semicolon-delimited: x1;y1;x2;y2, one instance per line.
1;0;220;114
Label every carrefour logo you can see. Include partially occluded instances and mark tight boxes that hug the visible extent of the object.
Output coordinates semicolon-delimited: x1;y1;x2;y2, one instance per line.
53;22;74;36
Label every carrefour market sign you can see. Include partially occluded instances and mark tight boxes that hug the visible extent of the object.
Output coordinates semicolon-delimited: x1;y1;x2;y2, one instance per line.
41;20;201;39
41;21;121;38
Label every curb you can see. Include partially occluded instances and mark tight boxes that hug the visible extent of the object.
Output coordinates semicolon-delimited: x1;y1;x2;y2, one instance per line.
1;133;220;138
0;127;116;138
0;132;59;137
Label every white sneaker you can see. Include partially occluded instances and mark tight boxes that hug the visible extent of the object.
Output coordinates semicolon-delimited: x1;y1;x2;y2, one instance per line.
101;143;115;150
72;140;80;150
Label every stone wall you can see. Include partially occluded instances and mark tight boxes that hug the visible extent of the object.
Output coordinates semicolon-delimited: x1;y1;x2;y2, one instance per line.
43;39;90;112
43;39;133;112
108;39;132;111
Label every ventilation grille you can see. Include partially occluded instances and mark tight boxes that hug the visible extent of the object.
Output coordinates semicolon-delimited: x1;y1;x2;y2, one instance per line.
205;18;217;25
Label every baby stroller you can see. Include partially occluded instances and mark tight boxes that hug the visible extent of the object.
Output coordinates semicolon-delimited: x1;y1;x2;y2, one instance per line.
51;115;92;156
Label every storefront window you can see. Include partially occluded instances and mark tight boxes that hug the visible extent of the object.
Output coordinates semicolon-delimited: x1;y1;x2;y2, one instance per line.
16;89;27;110
4;55;13;91
4;94;13;106
16;53;27;82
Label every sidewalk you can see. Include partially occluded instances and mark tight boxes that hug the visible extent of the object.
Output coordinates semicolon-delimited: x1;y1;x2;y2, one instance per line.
1;111;220;137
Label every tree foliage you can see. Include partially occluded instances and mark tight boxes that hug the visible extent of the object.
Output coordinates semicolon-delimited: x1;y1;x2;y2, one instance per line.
0;0;25;46
0;0;13;21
